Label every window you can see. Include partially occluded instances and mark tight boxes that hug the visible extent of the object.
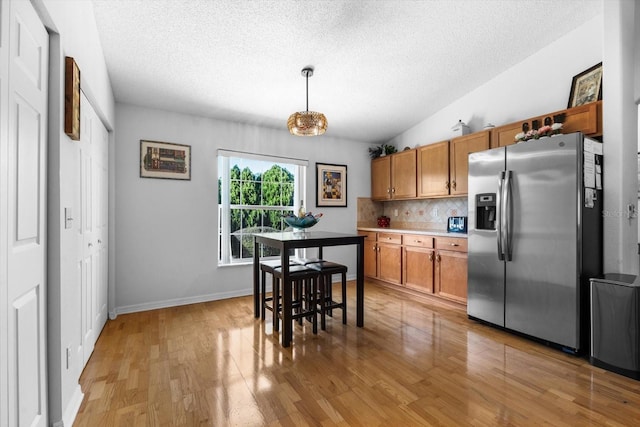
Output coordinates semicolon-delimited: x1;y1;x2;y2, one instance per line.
217;150;307;265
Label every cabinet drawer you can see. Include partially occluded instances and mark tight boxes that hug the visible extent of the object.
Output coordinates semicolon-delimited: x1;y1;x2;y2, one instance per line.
435;237;467;252
402;234;433;248
358;231;377;241
378;232;402;244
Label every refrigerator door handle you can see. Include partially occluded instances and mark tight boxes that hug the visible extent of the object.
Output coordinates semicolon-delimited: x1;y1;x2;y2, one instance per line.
497;171;505;261
504;170;513;261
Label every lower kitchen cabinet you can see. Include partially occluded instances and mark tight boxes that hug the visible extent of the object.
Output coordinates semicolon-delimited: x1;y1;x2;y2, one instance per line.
359;231;378;278
434;237;468;303
377;233;402;284
358;229;468;304
359;230;403;284
403;234;435;293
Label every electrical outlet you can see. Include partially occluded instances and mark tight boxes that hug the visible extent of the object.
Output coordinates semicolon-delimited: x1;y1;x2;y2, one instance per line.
434;207;438;217
394;209;398;217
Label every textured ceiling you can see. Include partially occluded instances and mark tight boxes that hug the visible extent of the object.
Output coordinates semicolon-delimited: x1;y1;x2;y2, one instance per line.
91;0;601;144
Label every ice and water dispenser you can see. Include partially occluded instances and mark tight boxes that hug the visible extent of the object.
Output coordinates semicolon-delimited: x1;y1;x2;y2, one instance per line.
475;193;496;230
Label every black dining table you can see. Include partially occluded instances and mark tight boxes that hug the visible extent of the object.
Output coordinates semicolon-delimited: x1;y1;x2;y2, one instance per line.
253;231;365;347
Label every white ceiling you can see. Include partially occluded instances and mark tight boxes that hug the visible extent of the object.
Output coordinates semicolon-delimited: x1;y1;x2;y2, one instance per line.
91;0;601;144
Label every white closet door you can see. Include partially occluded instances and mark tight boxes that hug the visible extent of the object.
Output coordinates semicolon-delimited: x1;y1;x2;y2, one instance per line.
4;0;49;426
78;93;109;367
79;93;96;366
92;102;108;335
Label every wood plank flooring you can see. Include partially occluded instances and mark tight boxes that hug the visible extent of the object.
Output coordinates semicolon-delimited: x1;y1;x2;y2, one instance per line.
74;281;640;426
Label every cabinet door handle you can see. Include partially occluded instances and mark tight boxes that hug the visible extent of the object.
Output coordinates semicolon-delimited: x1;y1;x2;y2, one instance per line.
387;187;391;194
391;187;396;194
387;237;392;240
450;243;459;247
429;253;433;262
452;181;457;190
445;181;450;190
414;240;421;243
372;245;377;251
436;254;441;262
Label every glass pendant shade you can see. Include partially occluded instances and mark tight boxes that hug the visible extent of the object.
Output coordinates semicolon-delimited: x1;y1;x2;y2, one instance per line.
287;67;327;136
287;111;328;136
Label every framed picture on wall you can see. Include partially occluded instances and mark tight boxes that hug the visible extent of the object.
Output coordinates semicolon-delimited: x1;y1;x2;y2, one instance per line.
64;56;81;140
567;62;602;108
316;162;347;207
140;140;191;180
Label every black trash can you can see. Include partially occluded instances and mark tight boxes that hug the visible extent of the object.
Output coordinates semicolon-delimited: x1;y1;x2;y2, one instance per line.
590;273;640;380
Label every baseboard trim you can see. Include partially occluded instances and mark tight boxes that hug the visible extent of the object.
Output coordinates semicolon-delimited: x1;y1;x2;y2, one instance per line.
113;273;357;317
62;384;84;427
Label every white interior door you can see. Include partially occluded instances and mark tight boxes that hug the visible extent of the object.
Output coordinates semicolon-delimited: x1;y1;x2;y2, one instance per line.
78;93;109;367
79;93;96;366
92;100;108;335
4;1;49;426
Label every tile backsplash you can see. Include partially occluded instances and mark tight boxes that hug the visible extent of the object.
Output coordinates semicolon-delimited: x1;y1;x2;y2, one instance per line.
357;197;468;231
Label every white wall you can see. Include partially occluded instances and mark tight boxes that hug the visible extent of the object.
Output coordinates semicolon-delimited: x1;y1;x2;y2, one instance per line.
387;15;603;147
36;0;116;425
114;104;371;313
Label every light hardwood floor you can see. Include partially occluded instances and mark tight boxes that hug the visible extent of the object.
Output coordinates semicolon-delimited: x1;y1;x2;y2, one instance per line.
74;281;640;426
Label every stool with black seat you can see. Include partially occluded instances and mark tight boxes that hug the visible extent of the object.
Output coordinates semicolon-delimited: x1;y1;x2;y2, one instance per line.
261;259;296;321
261;260;320;334
306;260;348;330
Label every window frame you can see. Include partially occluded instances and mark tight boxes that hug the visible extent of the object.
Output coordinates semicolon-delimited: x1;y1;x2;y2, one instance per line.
217;150;307;266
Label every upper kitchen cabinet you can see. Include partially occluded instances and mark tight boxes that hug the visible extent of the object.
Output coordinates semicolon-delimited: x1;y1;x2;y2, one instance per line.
371;149;417;201
449;130;490;196
416;132;489;198
417;140;449;197
491;101;602;148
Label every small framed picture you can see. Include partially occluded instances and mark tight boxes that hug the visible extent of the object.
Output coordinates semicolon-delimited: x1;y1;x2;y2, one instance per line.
64;57;81;140
567;62;602;108
140;140;191;180
316;163;347;207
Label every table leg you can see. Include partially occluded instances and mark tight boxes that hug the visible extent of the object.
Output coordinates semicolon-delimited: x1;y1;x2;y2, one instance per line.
253;237;260;318
356;240;364;327
281;249;292;347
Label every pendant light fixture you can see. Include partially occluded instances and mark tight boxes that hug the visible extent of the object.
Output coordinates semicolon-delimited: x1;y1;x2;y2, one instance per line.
287;67;328;136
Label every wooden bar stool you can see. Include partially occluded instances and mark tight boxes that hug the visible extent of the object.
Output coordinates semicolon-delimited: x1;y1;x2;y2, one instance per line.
260;259;294;321
262;260;320;335
307;261;348;330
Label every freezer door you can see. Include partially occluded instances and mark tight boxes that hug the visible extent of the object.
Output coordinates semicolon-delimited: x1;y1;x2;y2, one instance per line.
504;135;580;349
467;147;505;325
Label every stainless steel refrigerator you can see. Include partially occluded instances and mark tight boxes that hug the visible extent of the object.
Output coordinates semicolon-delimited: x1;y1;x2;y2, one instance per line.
467;132;602;353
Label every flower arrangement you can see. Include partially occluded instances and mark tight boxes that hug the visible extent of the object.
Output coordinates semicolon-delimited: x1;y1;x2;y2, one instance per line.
368;144;398;159
514;122;563;142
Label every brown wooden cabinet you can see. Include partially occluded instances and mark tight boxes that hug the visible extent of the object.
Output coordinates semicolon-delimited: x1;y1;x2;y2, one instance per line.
449;131;490;196
434;237;468;304
403;234;435;293
358;231;378;278
371;150;417;201
358;231;402;284
416;132;489;198
377;232;402;284
358;229;468;304
490;101;602;148
371;156;391;200
417;140;449;197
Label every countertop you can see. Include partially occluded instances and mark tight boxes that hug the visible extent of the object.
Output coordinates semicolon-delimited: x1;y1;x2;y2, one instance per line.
357;226;467;238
